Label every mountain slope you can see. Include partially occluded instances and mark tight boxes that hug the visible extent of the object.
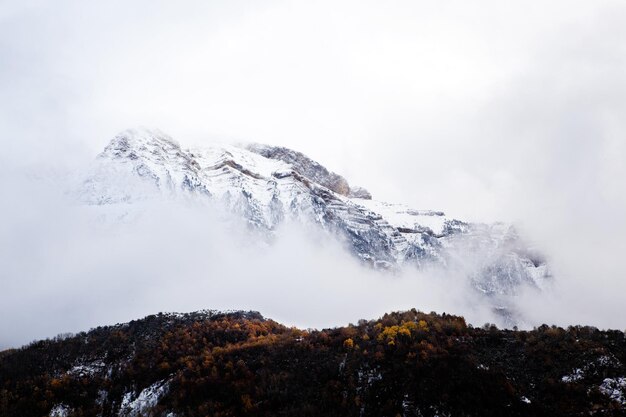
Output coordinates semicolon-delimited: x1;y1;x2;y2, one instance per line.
1;309;624;417
77;128;550;298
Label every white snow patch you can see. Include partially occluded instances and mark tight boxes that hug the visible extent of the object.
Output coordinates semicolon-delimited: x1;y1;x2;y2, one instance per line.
597;354;621;368
561;368;584;383
49;403;71;417
599;377;626;405
68;359;106;377
354;199;448;235
562;354;622;384
119;379;170;417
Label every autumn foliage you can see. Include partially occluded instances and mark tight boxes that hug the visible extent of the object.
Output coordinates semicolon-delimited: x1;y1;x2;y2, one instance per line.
0;309;624;417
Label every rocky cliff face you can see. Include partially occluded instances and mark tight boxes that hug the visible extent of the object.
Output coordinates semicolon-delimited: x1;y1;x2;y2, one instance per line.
77;128;551;302
246;143;356;197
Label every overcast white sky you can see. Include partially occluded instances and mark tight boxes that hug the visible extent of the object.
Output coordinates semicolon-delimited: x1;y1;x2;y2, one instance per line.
1;1;626;345
2;0;624;218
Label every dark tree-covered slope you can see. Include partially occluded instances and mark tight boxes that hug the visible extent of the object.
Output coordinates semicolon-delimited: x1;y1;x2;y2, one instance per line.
1;310;624;416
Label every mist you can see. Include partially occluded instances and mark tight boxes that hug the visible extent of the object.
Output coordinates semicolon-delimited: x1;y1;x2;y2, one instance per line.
0;168;497;349
1;1;626;347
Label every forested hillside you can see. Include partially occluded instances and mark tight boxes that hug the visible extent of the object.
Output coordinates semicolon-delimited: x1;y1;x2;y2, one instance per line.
1;310;624;416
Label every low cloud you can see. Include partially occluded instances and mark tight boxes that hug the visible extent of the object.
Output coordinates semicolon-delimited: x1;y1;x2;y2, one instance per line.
0;167;496;349
1;150;624;350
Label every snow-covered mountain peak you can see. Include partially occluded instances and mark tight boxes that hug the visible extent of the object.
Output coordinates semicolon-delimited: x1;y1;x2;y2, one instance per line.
78;129;552;313
102;128;182;159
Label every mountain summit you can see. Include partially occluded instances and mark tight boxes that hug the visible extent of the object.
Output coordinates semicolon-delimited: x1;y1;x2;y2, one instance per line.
78;128;551;303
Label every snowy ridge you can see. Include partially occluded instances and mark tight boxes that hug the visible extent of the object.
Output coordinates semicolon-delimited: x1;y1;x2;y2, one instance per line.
77;128;551;299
